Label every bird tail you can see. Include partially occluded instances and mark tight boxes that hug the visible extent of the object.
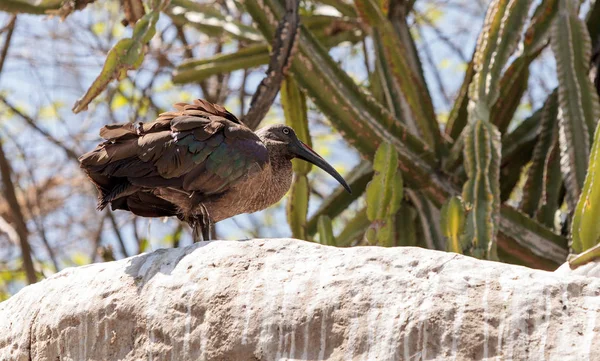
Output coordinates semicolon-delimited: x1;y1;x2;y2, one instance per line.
98;181;139;211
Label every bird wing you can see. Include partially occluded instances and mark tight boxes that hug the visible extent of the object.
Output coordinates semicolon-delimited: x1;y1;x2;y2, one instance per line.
79;99;269;201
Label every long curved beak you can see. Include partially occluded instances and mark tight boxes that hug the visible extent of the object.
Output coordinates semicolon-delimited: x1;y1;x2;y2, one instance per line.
291;140;352;193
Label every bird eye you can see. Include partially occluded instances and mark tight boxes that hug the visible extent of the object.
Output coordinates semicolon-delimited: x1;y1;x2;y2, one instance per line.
282;127;290;135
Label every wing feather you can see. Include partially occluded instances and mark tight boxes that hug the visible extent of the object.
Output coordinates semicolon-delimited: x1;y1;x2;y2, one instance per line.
79;99;268;213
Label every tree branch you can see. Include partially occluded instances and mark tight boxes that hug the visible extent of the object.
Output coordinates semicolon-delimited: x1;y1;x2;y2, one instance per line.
243;0;300;130
415;23;450;107
0;14;36;284
0;15;16;84
0;96;80;161
90;212;108;262
108;212;129;258
0;137;36;284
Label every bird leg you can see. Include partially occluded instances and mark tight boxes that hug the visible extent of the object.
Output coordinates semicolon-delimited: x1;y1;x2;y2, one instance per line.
191;204;212;242
192;223;202;243
200;204;212;241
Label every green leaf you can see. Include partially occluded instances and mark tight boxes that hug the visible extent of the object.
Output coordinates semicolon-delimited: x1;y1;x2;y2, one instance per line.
72;11;159;113
551;0;600;209
441;196;466;254
92;22;107;36
317;215;336;246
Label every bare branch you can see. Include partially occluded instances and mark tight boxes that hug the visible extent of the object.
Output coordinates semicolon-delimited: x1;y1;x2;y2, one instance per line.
243;0;300;130
6;135;60;273
0;15;16;83
0;15;36;284
0;96;80;161
413;11;468;63
0;137;36;284
108;212;129;258
90;213;108;262
415;23;451;107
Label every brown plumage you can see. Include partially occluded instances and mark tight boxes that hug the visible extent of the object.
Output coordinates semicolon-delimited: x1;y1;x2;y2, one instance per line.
79;99;350;240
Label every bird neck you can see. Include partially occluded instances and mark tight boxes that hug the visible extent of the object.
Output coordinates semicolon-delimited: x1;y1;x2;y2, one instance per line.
263;140;290;165
250;139;293;207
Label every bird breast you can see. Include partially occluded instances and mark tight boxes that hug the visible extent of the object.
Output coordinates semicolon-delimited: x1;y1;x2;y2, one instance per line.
203;160;293;222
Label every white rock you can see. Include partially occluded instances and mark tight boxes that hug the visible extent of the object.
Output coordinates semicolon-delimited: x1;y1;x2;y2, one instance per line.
0;239;598;360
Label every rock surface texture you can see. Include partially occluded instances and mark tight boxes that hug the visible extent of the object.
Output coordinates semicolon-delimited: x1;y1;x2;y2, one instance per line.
0;239;599;360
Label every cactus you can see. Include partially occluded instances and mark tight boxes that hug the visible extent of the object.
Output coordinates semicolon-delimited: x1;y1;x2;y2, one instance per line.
460;0;535;259
551;0;600;210
395;203;418;247
441;196;467;254
354;0;443;156
337;208;370;247
571;101;600;254
239;0;579;266
6;0;600;302
317;215;336;246
407;190;444;250
365;142;403;247
282;77;311;240
306;161;373;237
521;93;559;218
462;120;501;259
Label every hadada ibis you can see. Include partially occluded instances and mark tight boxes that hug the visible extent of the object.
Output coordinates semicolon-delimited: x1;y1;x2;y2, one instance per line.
79;99;351;240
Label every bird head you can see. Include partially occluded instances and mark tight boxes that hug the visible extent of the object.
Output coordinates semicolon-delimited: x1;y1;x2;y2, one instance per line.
257;124;351;193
